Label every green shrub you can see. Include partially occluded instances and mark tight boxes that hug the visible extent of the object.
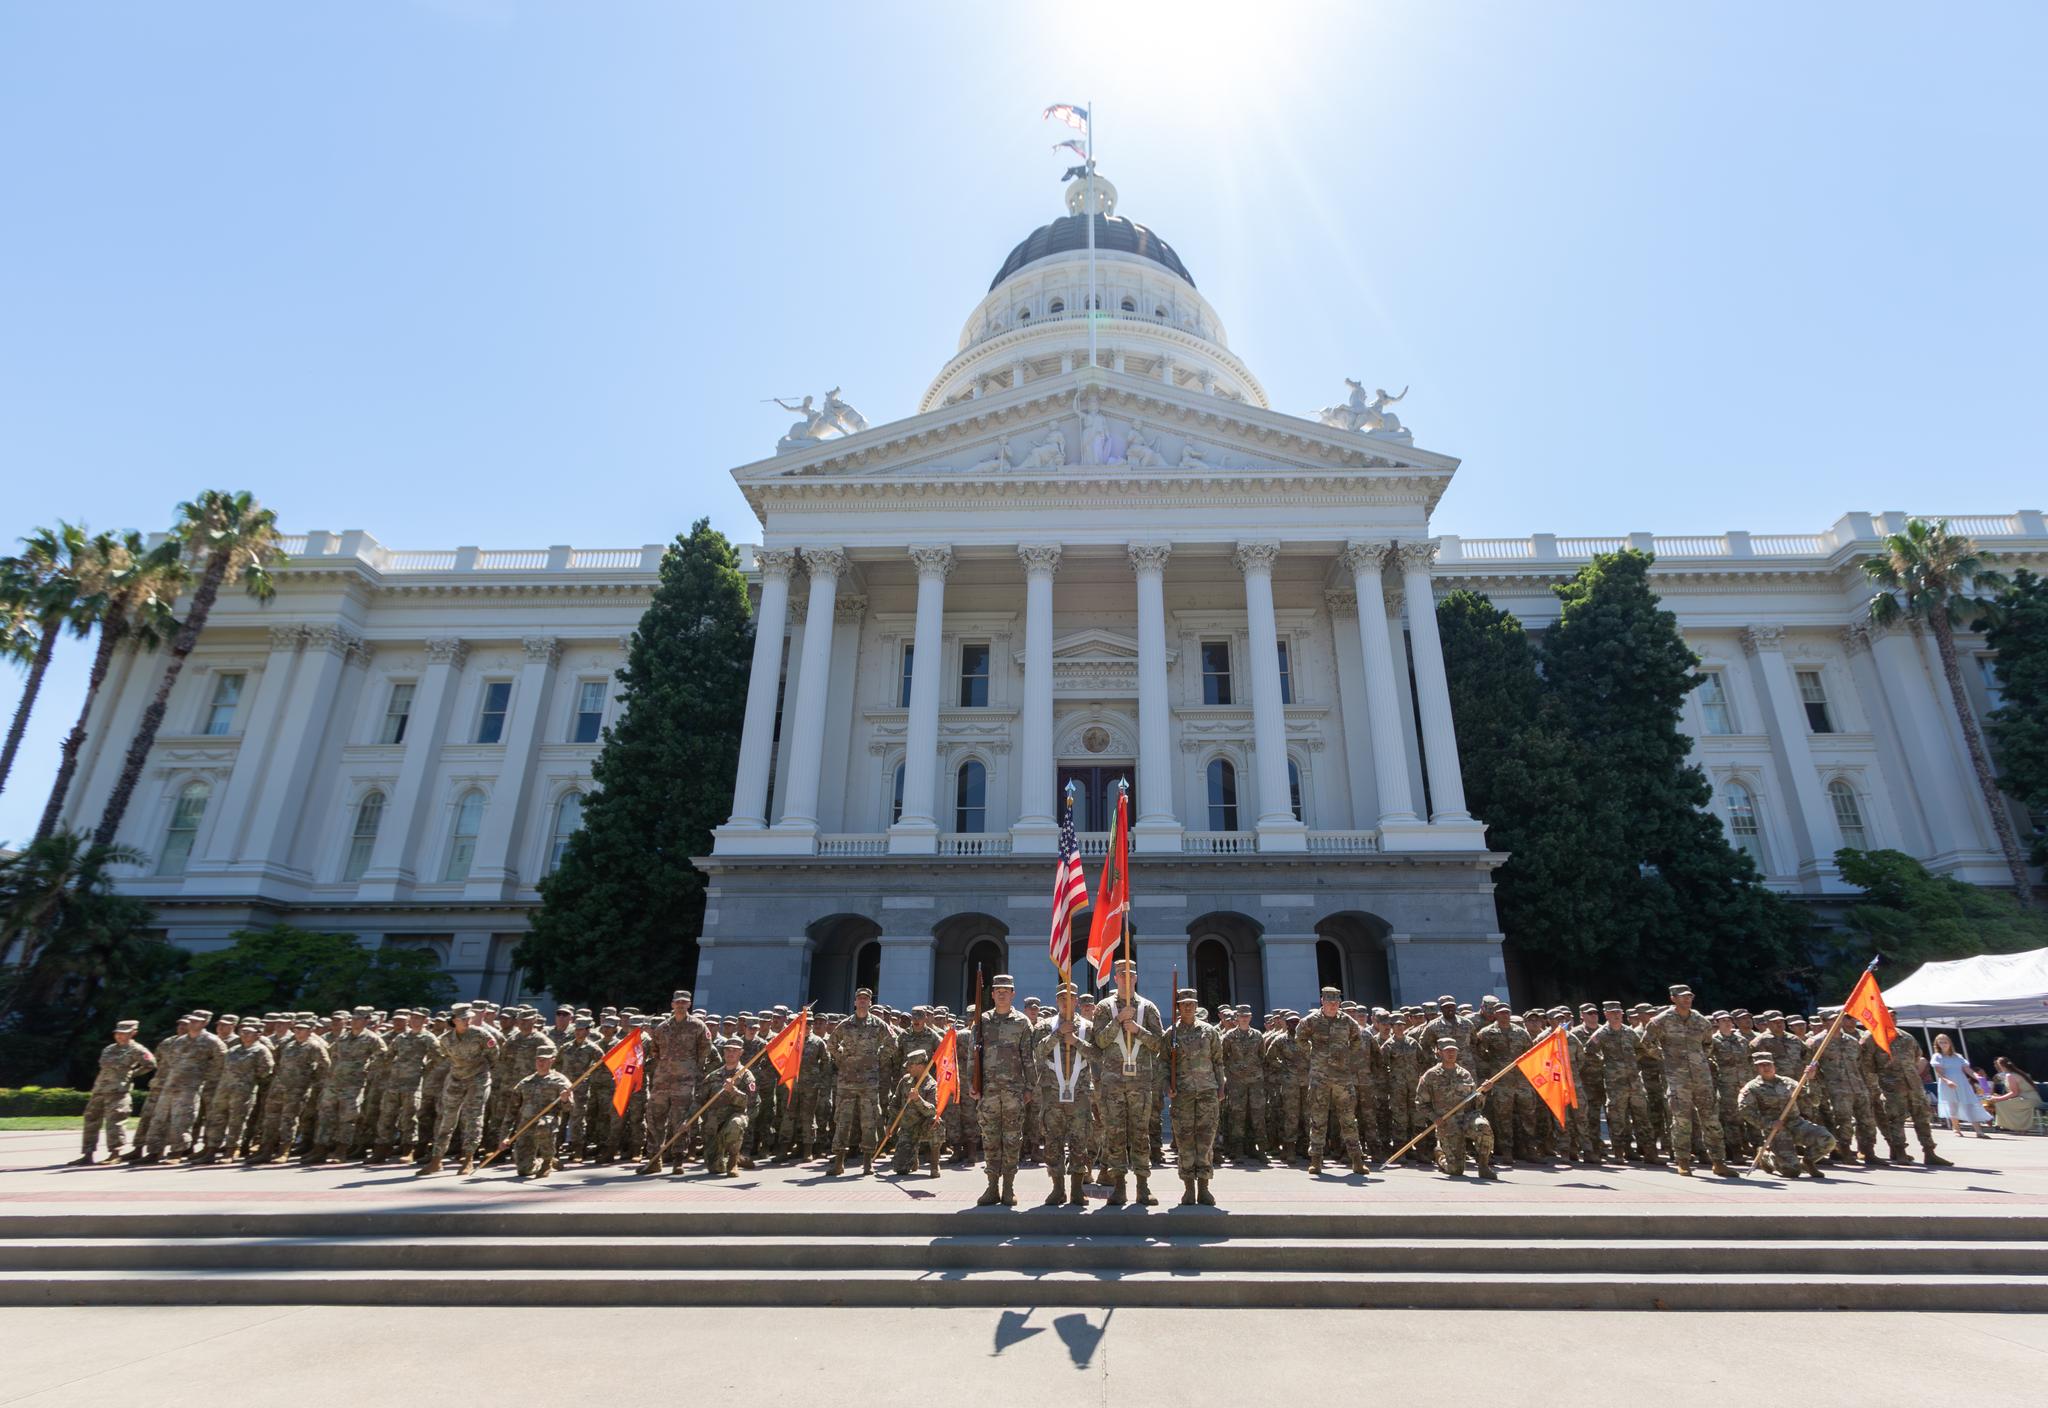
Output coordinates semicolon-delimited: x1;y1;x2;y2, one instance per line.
0;1087;93;1116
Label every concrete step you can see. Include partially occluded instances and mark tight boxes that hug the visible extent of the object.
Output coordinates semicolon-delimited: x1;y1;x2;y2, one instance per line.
5;1235;2044;1277
3;1266;2044;1311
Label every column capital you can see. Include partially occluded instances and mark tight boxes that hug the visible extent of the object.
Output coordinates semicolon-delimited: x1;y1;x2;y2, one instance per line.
1127;541;1172;574
267;624;308;653
908;544;956;580
1840;623;1873;656
299;625;363;661
754;547;798;579
1233;541;1281;575
1323;588;1358;617
834;594;868;624
1741;625;1786;656
1341;539;1396;574
1395;541;1440;572
424;638;470;669
802;547;848;580
1018;542;1064;576
521;636;562;667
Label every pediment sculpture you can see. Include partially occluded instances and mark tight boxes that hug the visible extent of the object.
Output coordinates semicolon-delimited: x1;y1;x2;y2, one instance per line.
772;386;869;454
1316;379;1413;442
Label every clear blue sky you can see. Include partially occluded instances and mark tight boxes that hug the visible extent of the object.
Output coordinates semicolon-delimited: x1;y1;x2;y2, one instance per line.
3;1;2044;844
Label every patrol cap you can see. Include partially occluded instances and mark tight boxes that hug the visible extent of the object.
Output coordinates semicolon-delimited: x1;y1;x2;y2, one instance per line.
1175;988;1198;1003
434;1011;450;1021
217;1013;239;1025
193;1010;214;1021
1436;994;1456;1006
533;1042;558;1060
449;1002;474;1018
1055;984;1079;997
1629;1003;1651;1015
1548;1006;1571;1019
1602;1001;1623;1012
573;1016;592;1028
906;1048;931;1065
1752;1052;1777;1066
1732;1008;1752;1018
1112;958;1137;973
1669;985;1692;997
1579;1003;1598;1014
1076;992;1097;1006
990;974;1016;990
716;1037;744;1053
1760;1009;1783;1020
1436;1038;1460;1051
351;1006;375;1020
114;1020;140;1034
1319;986;1342;1001
855;986;876;999
291;1018;312;1030
1709;1010;1731;1021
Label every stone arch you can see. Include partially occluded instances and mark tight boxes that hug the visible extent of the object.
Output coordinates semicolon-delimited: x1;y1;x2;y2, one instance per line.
806;913;882;1011
932;912;1010;1011
1186;910;1266;1017
1314;910;1393;1009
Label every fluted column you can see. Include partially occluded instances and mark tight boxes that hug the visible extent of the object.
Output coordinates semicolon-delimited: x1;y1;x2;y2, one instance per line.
1398;542;1477;833
357;638;466;898
234;625;364;881
889;545;953;854
1342;541;1420;835
1237;541;1307;850
724;548;796;830
1012;543;1063;853
773;548;846;841
192;626;306;871
1741;624;1838;885
465;635;561;896
1129;542;1182;848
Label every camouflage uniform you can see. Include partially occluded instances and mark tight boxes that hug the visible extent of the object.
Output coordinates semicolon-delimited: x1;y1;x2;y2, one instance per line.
414;1028;448;1163
428;1020;501;1166
974;1002;1037;1197
1864;1030;1946;1163
1815;1025;1876;1161
1416;1058;1493;1176
201;1037;274;1157
80;1036;154;1161
700;1059;757;1175
1588;1020;1653;1159
1710;1027;1755;1159
1219;1023;1268;1158
511;1064;572;1177
1034;1015;1093;1200
1295;1003;1366;1170
1633;1017;1668;1154
257;1028;329;1159
555;1028;609;1160
1088;990;1165;1200
1166;1008;1224;1202
488;1025;549;1146
644;1006;717;1167
1739;1065;1837;1176
1350;1021;1389;1159
889;1065;938;1174
373;1026;441;1158
779;1028;832;1159
314;1021;387;1159
1265;1022;1308;1157
1643;1002;1727;1171
827;1009;899;1167
1381;1024;1425;1156
1470;1018;1534;1163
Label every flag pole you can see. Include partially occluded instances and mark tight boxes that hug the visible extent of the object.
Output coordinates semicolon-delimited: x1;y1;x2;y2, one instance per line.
472;1037;622;1172
1085;97;1097;371
639;1005;810;1174
1378;1064;1517;1171
1745;960;1876;1176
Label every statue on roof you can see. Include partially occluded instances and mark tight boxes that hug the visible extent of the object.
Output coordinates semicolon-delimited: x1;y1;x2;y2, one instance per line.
771;387;869;454
1317;380;1412;441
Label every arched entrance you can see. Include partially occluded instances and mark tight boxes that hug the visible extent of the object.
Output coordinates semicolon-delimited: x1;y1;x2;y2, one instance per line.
1193;936;1233;1011
807;913;883;1011
1314;911;1393;1008
932;912;1010;1011
1186;911;1266;1017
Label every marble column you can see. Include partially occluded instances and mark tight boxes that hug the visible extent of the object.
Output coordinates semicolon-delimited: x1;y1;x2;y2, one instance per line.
192;626;306;871
1398;542;1477;831
1012;543;1063;853
1236;541;1308;849
1865;620;1987;861
724;548;795;829
890;545;953;854
1741;625;1839;886
465;635;561;897
1128;542;1182;849
1342;542;1421;838
231;625;363;883
358;638;467;898
774;548;846;841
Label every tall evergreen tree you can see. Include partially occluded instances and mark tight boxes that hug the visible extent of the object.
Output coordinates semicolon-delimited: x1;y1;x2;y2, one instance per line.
1985;568;2048;864
516;520;752;1005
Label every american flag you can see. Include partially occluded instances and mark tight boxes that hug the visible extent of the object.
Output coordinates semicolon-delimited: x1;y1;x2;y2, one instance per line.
1044;102;1089;134
1049;805;1091;976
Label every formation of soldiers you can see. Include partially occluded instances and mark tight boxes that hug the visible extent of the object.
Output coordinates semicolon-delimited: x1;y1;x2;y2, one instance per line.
71;974;1956;1200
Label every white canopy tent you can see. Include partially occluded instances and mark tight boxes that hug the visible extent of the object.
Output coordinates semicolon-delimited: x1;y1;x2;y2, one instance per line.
1880;947;2048;1032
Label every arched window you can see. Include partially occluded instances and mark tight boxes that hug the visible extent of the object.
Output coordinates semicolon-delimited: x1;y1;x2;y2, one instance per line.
548;791;585;873
444;790;485;882
1120;296;1136;312
343;790;385;882
1828;779;1868;850
890;762;906;825
157;781;210;877
1048;297;1065;314
1206;758;1239;832
1018;307;1031;321
1724;782;1768;872
1288;758;1304;822
955;759;987;833
1315;938;1346;995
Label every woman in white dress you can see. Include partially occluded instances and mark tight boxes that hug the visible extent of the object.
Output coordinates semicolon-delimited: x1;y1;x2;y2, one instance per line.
1930;1033;1990;1137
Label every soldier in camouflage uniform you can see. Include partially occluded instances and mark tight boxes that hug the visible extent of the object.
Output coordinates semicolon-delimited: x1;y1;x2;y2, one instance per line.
642;992;717;1173
253;1019;327;1162
1589;1002;1654;1161
779;1016;832;1161
554;1015;607;1162
1089;958;1165;1206
826;988;898;1176
126;1015;186;1161
510;1044;570;1178
1709;1010;1754;1162
74;1021;155;1165
1349;1006;1390;1161
1417;1040;1495;1178
1382;1009;1426;1163
1417;996;1477;1068
1629;1004;1668;1156
1739;1052;1836;1177
1864;1028;1953;1168
419;1003;501;1174
197;1021;274;1162
1296;987;1366;1175
1813;1014;1879;1166
487;1009;547;1148
1035;984;1092;1205
1644;984;1731;1176
888;1048;941;1178
1219;1006;1268;1161
1470;1003;1534;1166
370;1010;440;1163
974;974;1036;1206
311;1006;387;1164
699;1038;757;1176
1166;988;1225;1205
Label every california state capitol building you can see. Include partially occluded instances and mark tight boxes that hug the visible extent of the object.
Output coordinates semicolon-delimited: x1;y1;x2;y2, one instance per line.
53;169;2045;1016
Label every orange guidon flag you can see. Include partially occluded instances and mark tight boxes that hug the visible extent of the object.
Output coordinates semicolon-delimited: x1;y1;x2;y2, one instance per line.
604;1028;648;1118
932;1027;961;1118
1084;787;1131;987
1842;967;1897;1053
1513;1026;1578;1128
765;1007;811;1089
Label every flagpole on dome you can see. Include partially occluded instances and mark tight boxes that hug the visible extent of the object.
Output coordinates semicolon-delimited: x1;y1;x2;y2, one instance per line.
1086;96;1097;371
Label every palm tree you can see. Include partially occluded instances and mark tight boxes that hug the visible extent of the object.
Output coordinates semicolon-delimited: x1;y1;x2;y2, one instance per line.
35;534;187;842
0;523;98;800
1862;518;2034;905
93;491;285;849
0;831;149;1020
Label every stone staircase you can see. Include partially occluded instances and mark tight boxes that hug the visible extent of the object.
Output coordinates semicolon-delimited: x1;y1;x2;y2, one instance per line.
3;1207;2045;1309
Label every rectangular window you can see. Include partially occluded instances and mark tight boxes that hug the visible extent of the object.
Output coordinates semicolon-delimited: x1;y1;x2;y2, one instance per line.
1796;669;1834;733
571;681;606;743
476;681;512;744
1276;640;1294;706
379;681;416;745
1980;655;2005;714
1201;641;1233;705
898;643;915;709
202;673;244;736
958;643;990;708
1698;671;1735;735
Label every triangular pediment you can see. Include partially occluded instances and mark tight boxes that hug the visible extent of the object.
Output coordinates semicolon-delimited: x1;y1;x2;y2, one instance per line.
1015;628;1177;668
730;369;1457;510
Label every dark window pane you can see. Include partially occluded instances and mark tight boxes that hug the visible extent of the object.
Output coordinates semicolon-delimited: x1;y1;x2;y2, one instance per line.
1201;641;1232;705
959;643;990;708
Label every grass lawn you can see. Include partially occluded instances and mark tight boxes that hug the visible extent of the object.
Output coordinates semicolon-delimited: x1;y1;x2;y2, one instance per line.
0;1116;85;1130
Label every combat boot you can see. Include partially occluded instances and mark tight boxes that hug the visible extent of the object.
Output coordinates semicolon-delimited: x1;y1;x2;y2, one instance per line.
828;1151;846;1176
861;1155;875;1177
1861;1150;1882;1168
1106;1174;1128;1206
1348;1148;1365;1175
190;1150;219;1166
1802;1154;1825;1178
1045;1173;1066;1206
1135;1173;1158;1206
1711;1160;1732;1178
1924;1149;1954;1168
1307;1155;1323;1175
66;1154;95;1167
1179;1177;1196;1206
1067;1176;1087;1207
1001;1171;1017;1206
976;1172;1002;1206
1197;1176;1215;1206
457;1155;474;1175
925;1149;941;1178
1673;1159;1694;1177
415;1155;442;1176
1476;1152;1498;1181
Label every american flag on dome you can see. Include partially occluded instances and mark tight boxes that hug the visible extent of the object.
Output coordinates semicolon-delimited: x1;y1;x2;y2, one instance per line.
1048;804;1091;976
1044;102;1089;133
1053;139;1089;163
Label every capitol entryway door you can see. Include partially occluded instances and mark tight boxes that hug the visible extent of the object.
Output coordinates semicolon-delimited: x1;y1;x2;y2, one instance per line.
1058;765;1134;832
1193;936;1233;1012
